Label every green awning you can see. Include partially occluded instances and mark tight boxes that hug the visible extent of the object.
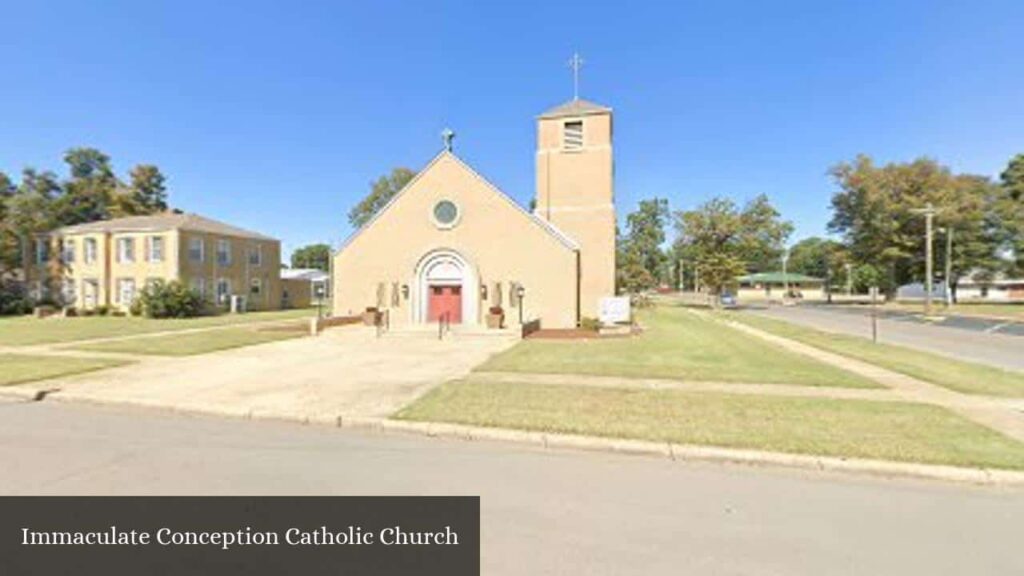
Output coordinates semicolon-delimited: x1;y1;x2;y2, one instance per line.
736;272;823;285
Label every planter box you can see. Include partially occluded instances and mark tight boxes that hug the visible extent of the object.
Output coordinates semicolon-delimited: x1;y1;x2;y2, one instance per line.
486;313;504;329
362;309;382;326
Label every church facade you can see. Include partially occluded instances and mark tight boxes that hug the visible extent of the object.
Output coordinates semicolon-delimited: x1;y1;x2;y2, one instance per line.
331;98;615;329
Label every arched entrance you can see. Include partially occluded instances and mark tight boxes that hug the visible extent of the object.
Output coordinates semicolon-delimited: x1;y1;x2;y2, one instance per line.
414;249;478;325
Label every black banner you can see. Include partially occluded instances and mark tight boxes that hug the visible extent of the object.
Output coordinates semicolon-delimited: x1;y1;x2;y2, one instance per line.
0;496;479;575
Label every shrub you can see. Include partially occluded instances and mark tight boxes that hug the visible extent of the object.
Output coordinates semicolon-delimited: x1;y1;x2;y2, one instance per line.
0;280;32;316
580;317;601;331
135;280;204;319
95;305;110;316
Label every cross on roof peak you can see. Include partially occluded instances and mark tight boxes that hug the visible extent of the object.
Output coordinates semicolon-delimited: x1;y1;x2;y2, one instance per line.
568;52;584;101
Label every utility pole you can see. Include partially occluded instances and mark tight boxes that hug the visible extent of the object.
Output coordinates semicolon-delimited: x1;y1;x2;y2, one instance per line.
678;259;684;292
781;250;790;301
845;263;853;296
910;203;940;317
943;227;954;307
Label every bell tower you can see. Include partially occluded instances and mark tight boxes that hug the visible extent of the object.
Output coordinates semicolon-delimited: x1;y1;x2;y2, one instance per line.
535;96;615;320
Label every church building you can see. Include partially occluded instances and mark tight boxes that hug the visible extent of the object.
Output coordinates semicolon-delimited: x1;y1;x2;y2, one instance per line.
331;97;616;329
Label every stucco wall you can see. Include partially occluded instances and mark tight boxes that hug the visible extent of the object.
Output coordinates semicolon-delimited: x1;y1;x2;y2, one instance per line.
332;153;579;329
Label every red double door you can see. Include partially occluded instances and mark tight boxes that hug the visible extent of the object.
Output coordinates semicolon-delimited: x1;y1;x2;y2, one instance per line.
427;285;462;324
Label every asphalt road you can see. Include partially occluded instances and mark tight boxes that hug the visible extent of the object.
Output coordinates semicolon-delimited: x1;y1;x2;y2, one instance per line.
0;399;1021;575
747;305;1024;371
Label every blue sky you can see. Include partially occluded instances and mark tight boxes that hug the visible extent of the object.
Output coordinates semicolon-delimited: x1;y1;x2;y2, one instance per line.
2;1;1022;259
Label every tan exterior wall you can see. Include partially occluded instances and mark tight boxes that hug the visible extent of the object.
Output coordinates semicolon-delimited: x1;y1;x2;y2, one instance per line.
29;227;282;313
333;153;580;329
282;278;312;308
176;231;282;311
535;110;616;319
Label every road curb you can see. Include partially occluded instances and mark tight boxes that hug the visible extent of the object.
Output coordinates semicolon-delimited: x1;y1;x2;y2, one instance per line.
5;385;1023;487
336;416;1024;487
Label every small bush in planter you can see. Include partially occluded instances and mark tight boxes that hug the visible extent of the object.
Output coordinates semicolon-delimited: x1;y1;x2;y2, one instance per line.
486;305;504;329
580;317;601;331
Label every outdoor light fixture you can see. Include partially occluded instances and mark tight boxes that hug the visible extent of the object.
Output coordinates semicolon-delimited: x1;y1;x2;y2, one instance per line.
480;284;488;300
401;284;409;299
516;285;526;324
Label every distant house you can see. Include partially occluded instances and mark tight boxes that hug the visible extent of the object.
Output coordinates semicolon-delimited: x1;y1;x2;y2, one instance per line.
24;212;283;312
281;268;330;309
898;270;1024;302
736;272;825;300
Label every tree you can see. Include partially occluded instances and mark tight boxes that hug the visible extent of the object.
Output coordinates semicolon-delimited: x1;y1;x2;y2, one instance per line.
54;147;119;225
787;237;849;294
291;243;331;271
995;154;1024;275
616;198;669;293
828;155;1003;297
347;167;416;229
0;169;61;274
126;164;168;214
673;195;792;300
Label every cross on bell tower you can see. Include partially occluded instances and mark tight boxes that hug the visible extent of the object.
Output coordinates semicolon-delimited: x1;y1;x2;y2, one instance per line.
568;52;584;101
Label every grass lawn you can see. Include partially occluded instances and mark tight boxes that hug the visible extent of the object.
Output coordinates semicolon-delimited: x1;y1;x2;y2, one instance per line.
397;380;1024;470
726;312;1024;398
0;354;132;386
0;308;314;346
71;326;306;356
479;306;878;388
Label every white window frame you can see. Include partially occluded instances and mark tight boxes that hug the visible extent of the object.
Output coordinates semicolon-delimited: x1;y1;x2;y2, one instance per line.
117;278;136;305
216;239;232;266
249;244;262;266
84;238;97;264
216;278;231;304
117;238;135;263
35;238;49;265
250;277;262;296
62;239;75;264
62;278;77;305
148;236;164;263
188;237;205;262
191;277;206;298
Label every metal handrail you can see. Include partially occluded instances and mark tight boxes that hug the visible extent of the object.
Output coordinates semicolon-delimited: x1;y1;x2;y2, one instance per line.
438;311;450;340
375;309;390;338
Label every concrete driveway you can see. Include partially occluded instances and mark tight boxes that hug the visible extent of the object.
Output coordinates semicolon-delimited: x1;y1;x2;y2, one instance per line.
9;327;516;420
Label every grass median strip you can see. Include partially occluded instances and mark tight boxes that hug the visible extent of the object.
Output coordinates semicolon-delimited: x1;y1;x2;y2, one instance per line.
396;379;1024;470
479;307;877;388
0;354;132;386
725;312;1024;398
0;308;314;346
71;326;306;356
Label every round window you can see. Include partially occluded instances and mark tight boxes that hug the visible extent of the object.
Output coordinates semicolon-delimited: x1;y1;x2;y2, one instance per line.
432;200;459;228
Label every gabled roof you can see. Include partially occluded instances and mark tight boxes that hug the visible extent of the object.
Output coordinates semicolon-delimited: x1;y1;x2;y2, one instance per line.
538;98;612;119
335;150;579;254
281;268;329;281
737;272;823;284
54;213;276;241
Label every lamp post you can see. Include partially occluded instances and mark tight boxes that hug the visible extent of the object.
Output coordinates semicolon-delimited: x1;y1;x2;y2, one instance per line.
516;285;526;325
845;263;853;296
781;249;790;301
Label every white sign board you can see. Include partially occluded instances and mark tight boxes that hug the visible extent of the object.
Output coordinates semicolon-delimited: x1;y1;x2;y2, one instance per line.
599;296;631;325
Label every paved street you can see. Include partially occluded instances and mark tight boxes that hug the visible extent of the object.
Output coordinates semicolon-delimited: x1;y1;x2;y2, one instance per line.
747;305;1024;371
0;399;1020;576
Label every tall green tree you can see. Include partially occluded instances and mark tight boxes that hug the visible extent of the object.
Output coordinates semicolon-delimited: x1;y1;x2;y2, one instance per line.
127;164;168;214
996;154;1024;275
347;167;416;229
673;195;792;299
787;237;849;282
828;155;1002;296
290;243;332;271
616;198;669;293
54;147;119;225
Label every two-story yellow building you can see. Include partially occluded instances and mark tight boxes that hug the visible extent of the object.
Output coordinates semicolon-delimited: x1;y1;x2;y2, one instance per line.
27;212;282;312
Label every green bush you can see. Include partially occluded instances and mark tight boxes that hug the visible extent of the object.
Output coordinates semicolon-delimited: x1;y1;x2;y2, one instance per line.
580;317;601;331
95;305;110;316
134;280;204;318
0;280;32;316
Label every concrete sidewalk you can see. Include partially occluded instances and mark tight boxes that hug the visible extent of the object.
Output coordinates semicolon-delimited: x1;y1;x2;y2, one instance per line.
2;326;517;420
